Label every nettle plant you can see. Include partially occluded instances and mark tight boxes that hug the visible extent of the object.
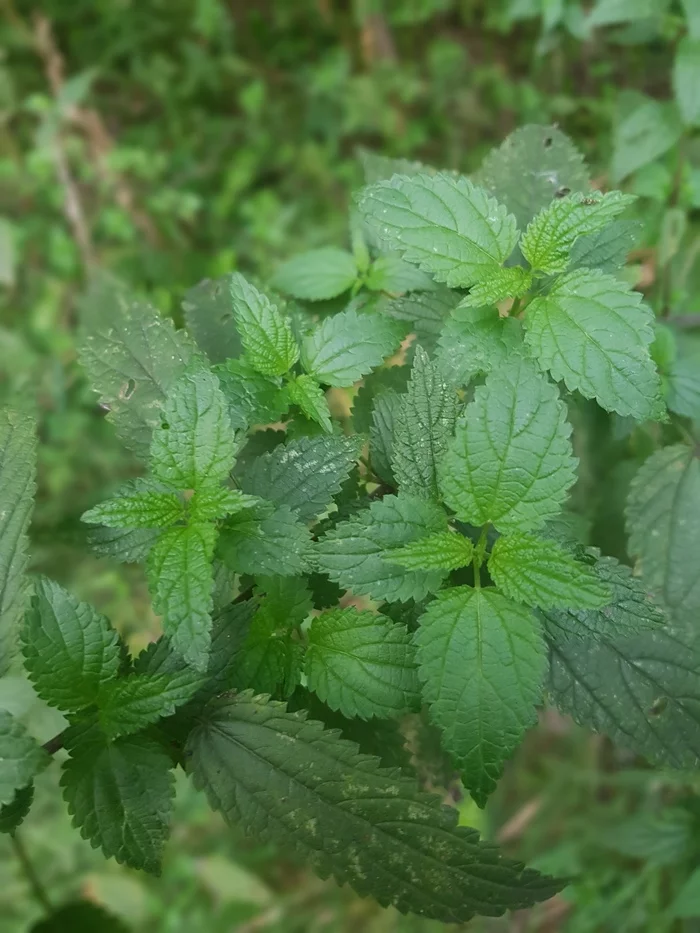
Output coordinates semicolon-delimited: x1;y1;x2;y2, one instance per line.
2;125;700;928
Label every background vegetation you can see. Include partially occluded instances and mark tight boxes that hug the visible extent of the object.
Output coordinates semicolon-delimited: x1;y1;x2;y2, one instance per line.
2;1;700;930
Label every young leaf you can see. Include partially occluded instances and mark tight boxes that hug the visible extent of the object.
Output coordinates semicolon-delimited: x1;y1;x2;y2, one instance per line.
0;410;36;676
147;523;217;670
357;173;519;289
305;608;420;719
97;672;202;738
229;273;299;377
218;504;311;577
391;346;457;499
150;369;236;490
439;356;576;532
524;269;662;420
521;191;636;275
61;725;174;873
0;711;49;807
287;374;333;433
386;531;474;571
188;487;258;522
460;267;533;308
186;692;563;922
435;305;522;387
416;587;545;806
300;308;404;386
488;533;610;610
365;255;435;294
82;478;184;529
182;275;242;364
214;358;289;429
674;38;700;128
23;578;121;712
272;248;358;301
315;494;449;603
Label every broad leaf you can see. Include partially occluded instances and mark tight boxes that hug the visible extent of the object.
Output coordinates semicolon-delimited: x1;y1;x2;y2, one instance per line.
610;96;682;184
214;358;289;429
387;531;474;571
365;255;435;294
0;710;49;807
436;305;522;387
87;526;160;564
218;504;311;577
287;374;332;433
229;273;299;377
97;672;202;738
82;478;184;529
674;38;700;128
667;337;700;421
382;286;460;351
272;248;358;301
182;275;242;364
568;219;641;274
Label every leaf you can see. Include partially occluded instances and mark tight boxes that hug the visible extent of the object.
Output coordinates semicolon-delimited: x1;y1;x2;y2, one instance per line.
237;434;361;522
218;505;311;577
382;286;461;351
682;0;700;39
182;275;242;364
391;346;457;499
460;267;533;308
272;248;358;301
435;305;522;387
147;523;217;670
365;255;436;294
415;587;545;806
0;783;34;834
439;356;576;532
626;445;700;628
567;219;641;274
31;902;129;933
369;389;402;484
667;336;700;420
150;369;236;491
387;531;474;571
475;125;590;231
82;478;184;529
300;308;404;387
357;173;519;289
0;711;48;807
232;595;305;698
287;374;332;433
306;608;420;719
87;526;160;564
521;191;636;275
670;866;700;918
0;410;36;676
315;494;449;602
229;273;299;377
524;269;662;420
214;358;289;429
674;38;700;128
78;300;198;458
98;671;203;739
488;533;610;610
61;725;174;873
588;0;661;25
352;365;410;434
186;692;563;922
23;578;121;712
611;96;682;184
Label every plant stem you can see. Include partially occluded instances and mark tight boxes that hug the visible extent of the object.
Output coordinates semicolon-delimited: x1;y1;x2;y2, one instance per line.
11;832;53;915
509;296;523;317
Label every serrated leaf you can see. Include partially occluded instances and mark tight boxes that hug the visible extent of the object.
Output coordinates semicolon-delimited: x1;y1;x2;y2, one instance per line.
674;38;700;128
229;273;299;377
439;356;576;532
182;275;242;364
147;523;216;670
189;487;259;522
218;505;311;577
365;255;436;294
391;346;457;499
238;434;361;521
61;725;174;873
369;389;402;484
475;125;590;231
611;97;682;184
214;358;289;429
31;902;128;933
0;711;48;807
186;692;562;922
0;410;36;676
315;494;449;602
306;608;420;719
488;533;610;610
272;248;358;301
287;374;332;433
416;587;545;806
352;365;410;434
435;306;522;387
82;478;184;529
567;219;641;274
23;578;121;711
300;308;404;387
87;526;160;563
521;191;636;275
150;369;236;490
386;531;474;571
382;286;461;351
0;783;34;834
357;173;518;289
97;672;202;738
461;267;533;308
524;269;662;420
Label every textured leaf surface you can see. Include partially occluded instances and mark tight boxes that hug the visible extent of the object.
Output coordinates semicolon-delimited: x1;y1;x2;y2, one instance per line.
182;275;242;364
382;286;460;350
461;267;533;308
436;306;522;387
229;273;299;377
87;526;160;564
186;692;562;922
61;726;174;873
524;269;662;420
287;374;332;432
272;248;358;301
301;308;404;387
416;587;545;806
439;356;576;532
214;358;289;429
306;608;420;719
218;505;311;577
0;711;48;807
357;173;519;289
97;672;202;738
0;410;36;675
568;219;641;274
189;487;258;522
369;389;402;484
391;346;457;499
315;494;449;602
23;578;121;711
82;478;184;529
488;534;610;610
387;531;474;571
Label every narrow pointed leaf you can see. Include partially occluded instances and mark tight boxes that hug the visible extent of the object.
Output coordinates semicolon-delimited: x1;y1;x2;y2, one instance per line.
229;273;299;376
287;374;333;432
387;531;474;571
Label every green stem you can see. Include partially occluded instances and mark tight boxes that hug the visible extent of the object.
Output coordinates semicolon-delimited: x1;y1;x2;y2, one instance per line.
472;526;490;590
11;832;53;915
509;295;523;317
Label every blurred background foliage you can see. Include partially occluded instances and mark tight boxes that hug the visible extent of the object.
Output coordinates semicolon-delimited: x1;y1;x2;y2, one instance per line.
2;0;700;930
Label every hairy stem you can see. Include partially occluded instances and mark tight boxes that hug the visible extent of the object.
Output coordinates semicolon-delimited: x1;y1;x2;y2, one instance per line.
11;832;53;915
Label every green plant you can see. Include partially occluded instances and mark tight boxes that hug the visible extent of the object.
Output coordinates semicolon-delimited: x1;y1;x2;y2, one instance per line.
2;121;700;930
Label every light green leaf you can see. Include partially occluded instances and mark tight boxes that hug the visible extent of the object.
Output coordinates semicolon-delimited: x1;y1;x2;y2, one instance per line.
524;269;662;420
391;346;457;499
218;504;311;577
287;374;332;433
315;494;449;603
82;478;184;529
674;38;700;128
23;578;121;712
97;673;202;738
0;410;36;676
521;191;636;275
306;608;419;719
147;523;217;670
387;531;474;572
272;248;358;301
186;692;562;922
435;305;522;387
439;356;576;532
229;273;299;377
611;96;682;184
365;255;435;293
301;308;404;386
382;286;460;351
214;358;289;429
357;173;519;289
460;267;533;309
416;587;545;806
189;487;259;522
182;275;242;364
0;711;49;807
488;533;610;610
